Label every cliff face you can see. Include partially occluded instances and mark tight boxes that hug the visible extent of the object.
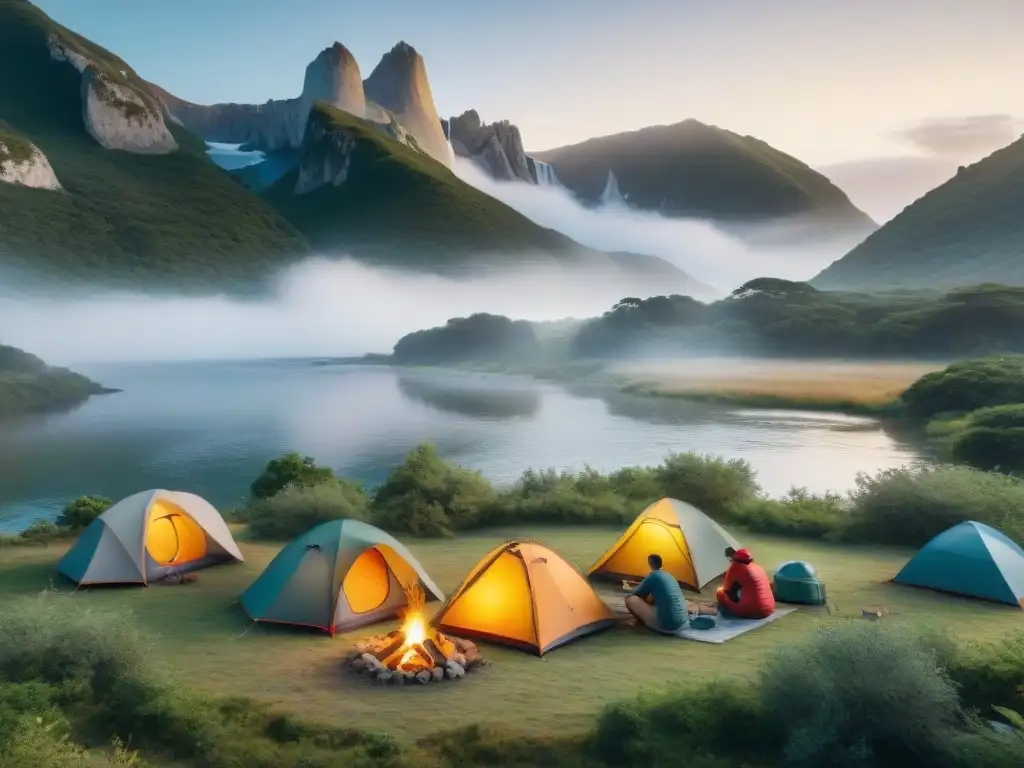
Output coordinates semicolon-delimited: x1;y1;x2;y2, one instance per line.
48;33;177;155
293;108;357;195
363;42;449;166
155;41;451;167
0;133;62;190
446;110;532;182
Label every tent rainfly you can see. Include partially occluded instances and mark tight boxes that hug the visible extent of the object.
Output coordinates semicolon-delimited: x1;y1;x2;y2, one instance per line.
430;540;614;655
893;520;1024;607
241;519;444;634
588;497;741;590
57;489;243;586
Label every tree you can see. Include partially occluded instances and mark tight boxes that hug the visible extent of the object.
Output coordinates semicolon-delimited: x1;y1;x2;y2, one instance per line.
250;452;335;499
56;496;112;529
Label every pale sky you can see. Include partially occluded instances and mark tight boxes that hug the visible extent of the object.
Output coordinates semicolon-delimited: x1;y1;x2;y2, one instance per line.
33;0;1024;197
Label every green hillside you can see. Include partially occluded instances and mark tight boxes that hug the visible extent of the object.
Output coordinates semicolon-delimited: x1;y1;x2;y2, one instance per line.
813;136;1024;291
0;0;308;293
532;120;876;239
0;341;108;415
263;103;590;269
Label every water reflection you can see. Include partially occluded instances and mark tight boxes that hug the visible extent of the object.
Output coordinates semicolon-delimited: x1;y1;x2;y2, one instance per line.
396;370;541;420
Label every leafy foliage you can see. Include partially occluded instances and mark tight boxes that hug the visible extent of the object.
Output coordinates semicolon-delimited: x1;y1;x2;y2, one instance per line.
55;495;112;529
392;313;540;364
243;480;369;540
0;342;105;415
249;452;335;499
900;356;1024;419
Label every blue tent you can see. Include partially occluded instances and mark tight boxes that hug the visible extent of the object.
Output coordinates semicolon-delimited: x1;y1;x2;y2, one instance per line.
893;521;1024;607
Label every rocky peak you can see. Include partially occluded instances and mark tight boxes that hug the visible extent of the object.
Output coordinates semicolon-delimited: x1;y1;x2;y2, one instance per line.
364;42;449;166
297;42;366;145
0;133;62;190
293;105;356;195
446;110;532;182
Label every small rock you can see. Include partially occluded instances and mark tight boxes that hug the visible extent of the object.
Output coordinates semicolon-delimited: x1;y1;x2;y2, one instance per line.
430;666;444;682
392;672;405;685
360;652;378;667
375;671;393;685
451;652;466;666
350;658;368;672
416;670;431;684
445;661;465;679
454;637;477;653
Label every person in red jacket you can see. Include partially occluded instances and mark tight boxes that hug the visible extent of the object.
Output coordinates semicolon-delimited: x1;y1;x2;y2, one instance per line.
715;547;775;619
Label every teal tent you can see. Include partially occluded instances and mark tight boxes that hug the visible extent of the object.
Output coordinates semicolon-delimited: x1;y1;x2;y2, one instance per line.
241;519;444;634
893;521;1024;607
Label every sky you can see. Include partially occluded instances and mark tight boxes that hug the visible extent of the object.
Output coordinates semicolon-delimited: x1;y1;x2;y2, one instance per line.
32;0;1024;220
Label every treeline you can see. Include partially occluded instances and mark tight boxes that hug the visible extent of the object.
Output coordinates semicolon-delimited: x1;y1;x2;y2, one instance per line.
388;280;1024;363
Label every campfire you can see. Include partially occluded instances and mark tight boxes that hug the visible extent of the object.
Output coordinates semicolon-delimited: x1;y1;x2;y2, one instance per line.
345;583;484;684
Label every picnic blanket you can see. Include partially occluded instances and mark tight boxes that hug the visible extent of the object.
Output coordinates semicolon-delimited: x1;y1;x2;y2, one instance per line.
599;589;797;644
670;607;796;644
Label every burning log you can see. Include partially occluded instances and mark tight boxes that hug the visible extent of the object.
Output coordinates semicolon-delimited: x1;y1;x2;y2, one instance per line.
423;638;448;666
373;630;407;663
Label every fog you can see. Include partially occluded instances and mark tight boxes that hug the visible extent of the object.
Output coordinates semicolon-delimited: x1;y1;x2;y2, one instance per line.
0;257;678;365
451;157;850;289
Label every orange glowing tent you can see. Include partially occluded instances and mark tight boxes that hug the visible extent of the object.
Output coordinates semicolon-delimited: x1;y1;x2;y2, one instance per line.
430;540;614;655
588;497;741;590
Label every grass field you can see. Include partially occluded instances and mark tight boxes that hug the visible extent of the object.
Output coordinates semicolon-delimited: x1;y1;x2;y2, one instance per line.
610;358;945;411
2;525;1020;743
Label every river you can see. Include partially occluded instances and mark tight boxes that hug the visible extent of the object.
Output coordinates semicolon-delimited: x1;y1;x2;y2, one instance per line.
0;360;931;532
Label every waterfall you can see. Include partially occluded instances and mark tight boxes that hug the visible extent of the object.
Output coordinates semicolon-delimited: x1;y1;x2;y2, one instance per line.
600;169;627;206
530;157;560;186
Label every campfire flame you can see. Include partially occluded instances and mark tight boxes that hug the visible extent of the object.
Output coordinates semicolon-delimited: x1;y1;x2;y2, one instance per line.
377;582;455;673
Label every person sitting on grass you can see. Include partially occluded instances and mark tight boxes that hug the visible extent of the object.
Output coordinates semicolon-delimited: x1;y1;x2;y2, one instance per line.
715;546;775;620
622;553;688;634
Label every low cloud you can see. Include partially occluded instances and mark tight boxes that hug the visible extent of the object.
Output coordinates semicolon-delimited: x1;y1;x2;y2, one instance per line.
894;114;1021;159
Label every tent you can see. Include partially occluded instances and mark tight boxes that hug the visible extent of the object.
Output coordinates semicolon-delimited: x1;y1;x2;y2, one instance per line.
57;489;243;586
241;519;444;634
893;520;1024;607
588;497;741;590
430;540;614;655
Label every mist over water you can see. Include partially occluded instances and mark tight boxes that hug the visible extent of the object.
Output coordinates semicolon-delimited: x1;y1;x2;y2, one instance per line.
451;157;845;289
0;257;658;365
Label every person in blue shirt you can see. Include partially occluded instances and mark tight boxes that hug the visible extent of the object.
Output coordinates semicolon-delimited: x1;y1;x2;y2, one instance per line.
623;553;688;633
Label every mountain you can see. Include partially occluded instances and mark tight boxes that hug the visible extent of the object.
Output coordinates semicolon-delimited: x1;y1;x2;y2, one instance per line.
0;0;309;293
531;120;877;248
0;0;712;297
442;109;559;185
154;41;450;168
812;136;1024;291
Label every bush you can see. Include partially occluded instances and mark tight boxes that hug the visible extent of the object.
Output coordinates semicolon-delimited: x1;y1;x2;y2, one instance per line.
487;468;635;527
250;452;335;500
244;480;369;540
55;495;112;529
899;356;1024;420
729;488;847;538
370;443;497;537
590;679;773;767
760;621;963;766
653;452;759;515
951;427;1024;472
844;465;1024;546
949;633;1024;715
0;599;410;768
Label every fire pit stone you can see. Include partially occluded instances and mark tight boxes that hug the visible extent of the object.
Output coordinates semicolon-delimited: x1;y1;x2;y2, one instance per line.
344;583;485;685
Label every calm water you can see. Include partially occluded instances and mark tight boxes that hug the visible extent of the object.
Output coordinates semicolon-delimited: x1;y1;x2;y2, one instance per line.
0;361;931;532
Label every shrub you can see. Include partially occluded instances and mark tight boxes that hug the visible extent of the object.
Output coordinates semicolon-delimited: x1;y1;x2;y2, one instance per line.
951;427;1024;472
965;403;1024;430
250;452;335;500
6;520;66;545
652;452;759;514
948;633;1024;715
760;621;963;766
844;465;1024;546
589;679;773;767
244;480;369;540
55;495;112;529
899;356;1024;420
729;488;847;538
371;443;497;537
487;468;636;527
